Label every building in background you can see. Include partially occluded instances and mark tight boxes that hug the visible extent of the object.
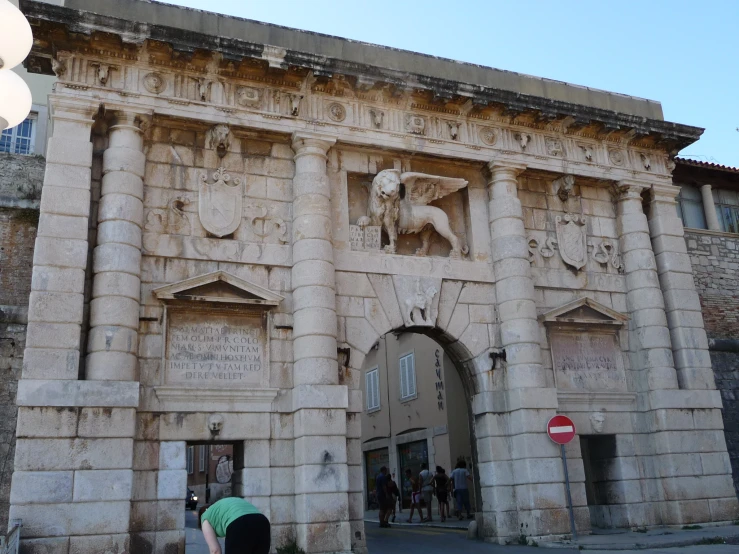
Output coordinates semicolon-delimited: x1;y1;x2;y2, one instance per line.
1;0;54;156
186;443;234;505
361;333;474;510
0;1;54;530
673;158;739;493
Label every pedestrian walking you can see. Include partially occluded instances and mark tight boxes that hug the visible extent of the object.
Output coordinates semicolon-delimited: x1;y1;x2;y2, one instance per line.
418;463;435;522
375;466;392;528
199;496;271;554
433;466;450;522
404;468;421;523
450;460;474;520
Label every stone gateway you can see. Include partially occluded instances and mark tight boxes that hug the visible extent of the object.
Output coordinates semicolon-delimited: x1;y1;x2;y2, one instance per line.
8;0;738;552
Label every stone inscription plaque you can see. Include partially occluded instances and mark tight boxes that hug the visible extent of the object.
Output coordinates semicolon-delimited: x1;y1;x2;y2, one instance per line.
165;310;265;387
551;332;626;392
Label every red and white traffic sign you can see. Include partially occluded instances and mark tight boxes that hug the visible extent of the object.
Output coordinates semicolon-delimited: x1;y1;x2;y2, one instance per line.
547;414;576;445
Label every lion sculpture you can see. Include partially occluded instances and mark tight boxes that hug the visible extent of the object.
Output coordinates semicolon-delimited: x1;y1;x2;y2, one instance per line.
357;169;469;258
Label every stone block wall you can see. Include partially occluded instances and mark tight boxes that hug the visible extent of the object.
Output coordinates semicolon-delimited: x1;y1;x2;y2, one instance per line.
0;153;43;532
685;230;739;339
685;229;739;493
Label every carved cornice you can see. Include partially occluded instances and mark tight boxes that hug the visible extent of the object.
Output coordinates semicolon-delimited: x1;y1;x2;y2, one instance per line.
22;0;702;160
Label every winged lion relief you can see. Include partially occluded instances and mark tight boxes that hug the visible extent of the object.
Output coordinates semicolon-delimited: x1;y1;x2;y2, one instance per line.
356;169;469;258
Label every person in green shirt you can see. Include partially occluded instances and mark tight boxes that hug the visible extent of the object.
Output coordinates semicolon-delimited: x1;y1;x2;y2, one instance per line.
199;497;270;554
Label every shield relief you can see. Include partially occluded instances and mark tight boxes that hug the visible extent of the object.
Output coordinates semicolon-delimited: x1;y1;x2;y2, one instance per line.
555;214;587;270
199;166;243;237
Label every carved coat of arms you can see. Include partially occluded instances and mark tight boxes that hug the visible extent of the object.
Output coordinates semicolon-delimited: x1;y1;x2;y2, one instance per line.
199;166;243;237
555;214;587;270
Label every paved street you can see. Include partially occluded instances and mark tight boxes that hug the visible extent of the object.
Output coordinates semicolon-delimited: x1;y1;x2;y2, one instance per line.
185;508;739;554
365;525;739;554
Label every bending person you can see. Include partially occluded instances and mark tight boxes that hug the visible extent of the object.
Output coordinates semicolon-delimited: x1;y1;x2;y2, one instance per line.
199;496;271;554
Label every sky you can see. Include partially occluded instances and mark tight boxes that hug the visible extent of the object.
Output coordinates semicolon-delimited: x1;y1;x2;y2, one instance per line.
161;0;739;167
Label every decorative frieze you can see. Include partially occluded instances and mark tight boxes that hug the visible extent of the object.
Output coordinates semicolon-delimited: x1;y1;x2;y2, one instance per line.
44;51;672;178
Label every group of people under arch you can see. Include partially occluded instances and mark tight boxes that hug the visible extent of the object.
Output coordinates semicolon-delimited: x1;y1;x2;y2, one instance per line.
374;460;474;527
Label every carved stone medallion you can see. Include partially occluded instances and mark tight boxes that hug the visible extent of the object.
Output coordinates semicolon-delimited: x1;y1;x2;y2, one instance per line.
199;166;243;237
405;114;426;135
328;103;346;122
143;72;166;94
479;127;498;146
555;214;587;270
545;137;564;157
608;149;625;166
236;86;261;107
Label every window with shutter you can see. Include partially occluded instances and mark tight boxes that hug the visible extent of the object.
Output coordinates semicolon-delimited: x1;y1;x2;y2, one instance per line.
199;445;206;472
187;446;194;475
366;368;380;411
400;353;416;401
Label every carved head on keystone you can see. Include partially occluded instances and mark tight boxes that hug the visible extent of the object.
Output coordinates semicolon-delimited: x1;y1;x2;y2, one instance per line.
207;124;232;158
590;412;605;434
208;414;224;436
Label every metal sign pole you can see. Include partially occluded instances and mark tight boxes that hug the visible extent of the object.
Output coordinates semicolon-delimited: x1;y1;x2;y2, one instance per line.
560;443;577;541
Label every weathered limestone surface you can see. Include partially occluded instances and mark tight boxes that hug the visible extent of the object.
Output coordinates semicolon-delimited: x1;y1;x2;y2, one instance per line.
0;153;43;534
6;0;737;551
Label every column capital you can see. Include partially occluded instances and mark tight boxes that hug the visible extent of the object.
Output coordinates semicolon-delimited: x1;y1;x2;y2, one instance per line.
49;95;98;126
292;132;336;156
106;108;153;133
616;179;649;201
486;159;527;177
650;183;680;204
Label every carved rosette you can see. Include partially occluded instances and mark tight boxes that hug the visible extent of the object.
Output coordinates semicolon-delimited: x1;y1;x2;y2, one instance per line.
143;72;166;94
327;102;346;122
479;127;498;146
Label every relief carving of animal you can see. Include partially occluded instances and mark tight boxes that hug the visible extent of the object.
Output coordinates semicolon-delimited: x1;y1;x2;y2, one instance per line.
405;282;438;326
357;169;469;258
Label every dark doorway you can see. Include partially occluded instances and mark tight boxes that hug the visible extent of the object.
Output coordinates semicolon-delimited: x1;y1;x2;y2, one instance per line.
365;448;390;510
580;434;618;528
397;439;428;509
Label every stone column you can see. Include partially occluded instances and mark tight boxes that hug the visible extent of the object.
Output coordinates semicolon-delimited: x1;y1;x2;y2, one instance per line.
617;180;679;392
619;180;738;525
291;133;351;554
22;97;96;380
482;161;566;540
648;184;714;389
487;162;546;390
86;112;149;381
701;184;721;231
11;100;141;552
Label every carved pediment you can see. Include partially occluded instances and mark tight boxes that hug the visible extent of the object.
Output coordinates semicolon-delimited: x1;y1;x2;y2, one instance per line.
539;298;627;328
153;271;283;306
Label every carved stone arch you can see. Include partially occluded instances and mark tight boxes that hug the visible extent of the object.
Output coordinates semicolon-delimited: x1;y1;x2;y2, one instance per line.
337;272;495;400
337;271;496;523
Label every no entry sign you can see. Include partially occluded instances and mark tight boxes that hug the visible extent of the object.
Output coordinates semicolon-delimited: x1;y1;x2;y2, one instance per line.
547;414;576;445
549;413;578;539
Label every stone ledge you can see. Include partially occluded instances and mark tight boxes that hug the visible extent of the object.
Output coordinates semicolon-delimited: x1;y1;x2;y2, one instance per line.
16;380;140;408
557;390;637;412
152;386;278;412
473;388;558;415
645;389;724;410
